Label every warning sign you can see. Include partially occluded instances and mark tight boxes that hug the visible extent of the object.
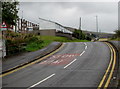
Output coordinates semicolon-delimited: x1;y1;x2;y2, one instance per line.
2;22;7;31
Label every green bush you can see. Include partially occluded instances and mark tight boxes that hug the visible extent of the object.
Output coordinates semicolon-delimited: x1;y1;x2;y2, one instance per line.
4;30;44;55
3;30;90;55
73;29;86;40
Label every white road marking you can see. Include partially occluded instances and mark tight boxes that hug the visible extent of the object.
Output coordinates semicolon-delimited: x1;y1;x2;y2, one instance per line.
84;43;87;46
83;43;87;50
85;46;87;50
80;51;85;56
53;60;59;63
64;59;77;69
28;73;55;89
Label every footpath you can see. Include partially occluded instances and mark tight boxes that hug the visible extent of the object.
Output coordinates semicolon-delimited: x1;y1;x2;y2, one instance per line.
2;42;62;73
108;41;120;88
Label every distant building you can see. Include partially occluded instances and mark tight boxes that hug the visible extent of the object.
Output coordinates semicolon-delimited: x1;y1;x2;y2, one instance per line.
39;18;73;34
14;18;39;33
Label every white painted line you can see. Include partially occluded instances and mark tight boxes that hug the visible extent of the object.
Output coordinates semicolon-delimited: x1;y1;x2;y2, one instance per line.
84;43;87;46
28;73;55;89
64;59;77;69
80;51;85;56
85;46;87;50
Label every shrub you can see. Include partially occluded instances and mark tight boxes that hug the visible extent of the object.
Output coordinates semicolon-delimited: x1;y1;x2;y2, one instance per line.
73;29;86;40
3;30;43;55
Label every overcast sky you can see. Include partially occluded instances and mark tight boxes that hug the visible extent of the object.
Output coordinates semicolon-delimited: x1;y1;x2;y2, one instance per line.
18;1;118;33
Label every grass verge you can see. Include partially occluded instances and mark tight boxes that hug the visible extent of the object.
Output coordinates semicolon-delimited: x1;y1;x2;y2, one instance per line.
26;36;90;52
25;40;52;52
38;36;89;42
111;38;120;41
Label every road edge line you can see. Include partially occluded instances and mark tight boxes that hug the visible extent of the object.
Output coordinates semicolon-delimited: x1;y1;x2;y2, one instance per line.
104;43;116;87
97;42;116;88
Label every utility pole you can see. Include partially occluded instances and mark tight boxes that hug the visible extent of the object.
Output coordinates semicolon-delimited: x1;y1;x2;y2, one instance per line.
99;29;101;33
79;17;82;30
78;17;82;40
96;15;99;33
22;11;23;19
21;11;23;32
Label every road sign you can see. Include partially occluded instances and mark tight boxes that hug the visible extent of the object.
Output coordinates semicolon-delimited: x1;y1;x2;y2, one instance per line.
2;22;7;31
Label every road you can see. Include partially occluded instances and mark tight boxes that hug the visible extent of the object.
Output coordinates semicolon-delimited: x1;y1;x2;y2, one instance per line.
2;42;111;88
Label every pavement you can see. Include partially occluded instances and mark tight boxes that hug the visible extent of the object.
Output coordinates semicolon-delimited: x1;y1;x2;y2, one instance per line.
0;39;6;58
109;41;120;88
2;42;111;88
2;42;61;73
109;41;120;49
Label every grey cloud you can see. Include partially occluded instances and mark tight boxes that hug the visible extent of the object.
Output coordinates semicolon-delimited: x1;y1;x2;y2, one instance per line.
18;2;118;33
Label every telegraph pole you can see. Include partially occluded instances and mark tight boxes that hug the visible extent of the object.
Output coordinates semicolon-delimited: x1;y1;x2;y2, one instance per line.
22;11;23;19
21;11;23;31
78;17;82;40
79;17;82;30
96;15;99;33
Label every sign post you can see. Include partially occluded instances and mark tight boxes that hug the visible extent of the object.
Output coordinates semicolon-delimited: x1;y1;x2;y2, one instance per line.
1;22;7;31
1;22;7;58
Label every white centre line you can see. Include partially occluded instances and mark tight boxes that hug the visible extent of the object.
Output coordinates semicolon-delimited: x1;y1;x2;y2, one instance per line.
84;43;88;50
84;43;87;46
85;46;87;50
28;73;55;89
80;51;85;56
64;59;77;69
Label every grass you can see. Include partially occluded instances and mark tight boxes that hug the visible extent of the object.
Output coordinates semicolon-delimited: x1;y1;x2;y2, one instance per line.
110;38;120;41
38;36;89;42
26;36;90;52
25;40;52;52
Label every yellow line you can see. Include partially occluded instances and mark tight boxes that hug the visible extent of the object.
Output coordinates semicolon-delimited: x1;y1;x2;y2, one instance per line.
104;44;116;88
97;42;116;89
97;42;113;88
0;43;64;78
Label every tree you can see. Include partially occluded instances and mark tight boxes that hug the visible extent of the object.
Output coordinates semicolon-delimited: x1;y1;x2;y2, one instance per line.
2;0;19;27
114;30;120;38
73;29;85;40
0;1;2;19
